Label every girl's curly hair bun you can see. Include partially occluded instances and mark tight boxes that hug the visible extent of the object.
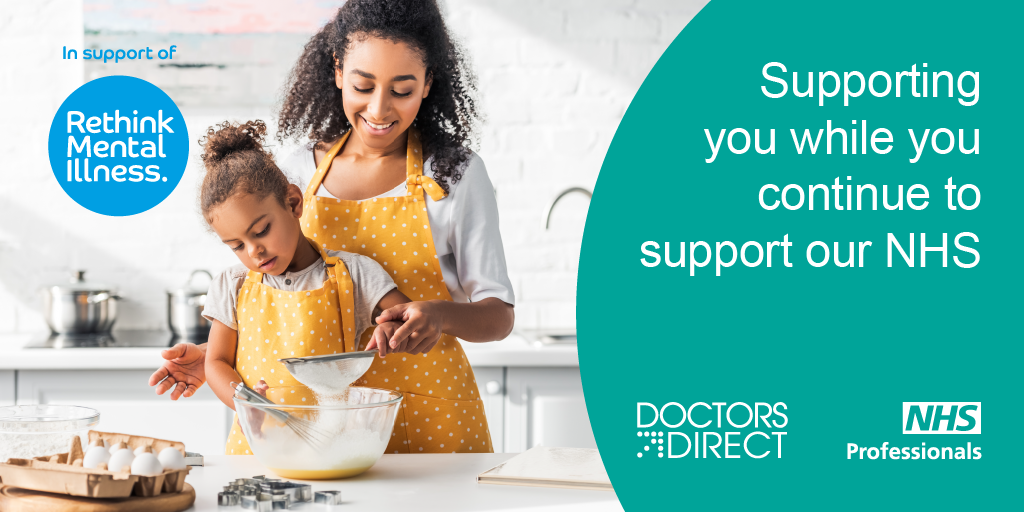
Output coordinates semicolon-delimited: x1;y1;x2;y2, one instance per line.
198;120;289;220
200;120;269;163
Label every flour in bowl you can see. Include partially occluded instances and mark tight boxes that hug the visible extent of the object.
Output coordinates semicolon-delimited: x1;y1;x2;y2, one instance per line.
0;430;87;462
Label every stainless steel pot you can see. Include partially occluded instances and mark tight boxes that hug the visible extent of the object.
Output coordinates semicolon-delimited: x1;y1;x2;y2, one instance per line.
42;271;121;334
168;270;212;340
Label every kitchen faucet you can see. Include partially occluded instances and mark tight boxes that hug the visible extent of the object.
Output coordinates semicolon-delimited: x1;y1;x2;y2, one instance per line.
543;187;592;230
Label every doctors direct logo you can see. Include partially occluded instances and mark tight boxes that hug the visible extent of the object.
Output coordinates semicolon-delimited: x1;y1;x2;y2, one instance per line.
847;402;982;461
636;402;788;460
47;76;188;216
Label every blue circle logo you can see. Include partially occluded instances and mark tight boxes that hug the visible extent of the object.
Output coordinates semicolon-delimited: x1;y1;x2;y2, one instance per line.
47;76;188;216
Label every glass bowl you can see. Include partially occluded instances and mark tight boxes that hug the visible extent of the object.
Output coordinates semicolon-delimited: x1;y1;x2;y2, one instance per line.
234;387;402;479
0;405;100;462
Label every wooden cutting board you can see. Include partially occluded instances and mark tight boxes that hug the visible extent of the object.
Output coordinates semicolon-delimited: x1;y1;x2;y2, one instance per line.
0;483;195;512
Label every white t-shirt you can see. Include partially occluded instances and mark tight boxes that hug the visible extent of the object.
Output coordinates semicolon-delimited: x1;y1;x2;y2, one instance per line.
203;250;397;340
278;143;515;306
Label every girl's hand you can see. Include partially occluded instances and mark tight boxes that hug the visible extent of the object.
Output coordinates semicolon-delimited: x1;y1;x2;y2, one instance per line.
253;379;269;396
366;321;402;357
149;343;208;400
246;379;269;439
374;301;445;355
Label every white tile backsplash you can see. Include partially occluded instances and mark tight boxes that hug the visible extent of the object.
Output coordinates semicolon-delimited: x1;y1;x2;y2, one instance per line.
0;0;708;333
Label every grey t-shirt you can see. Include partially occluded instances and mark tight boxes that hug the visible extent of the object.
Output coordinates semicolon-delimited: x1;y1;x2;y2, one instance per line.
203;250;397;341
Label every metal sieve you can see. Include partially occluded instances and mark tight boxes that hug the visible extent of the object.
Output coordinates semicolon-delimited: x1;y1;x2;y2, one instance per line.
277;350;377;395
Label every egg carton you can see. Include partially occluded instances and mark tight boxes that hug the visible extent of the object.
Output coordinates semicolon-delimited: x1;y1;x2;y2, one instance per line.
0;430;190;498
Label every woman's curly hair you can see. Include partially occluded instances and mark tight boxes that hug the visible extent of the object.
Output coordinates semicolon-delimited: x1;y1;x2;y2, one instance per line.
277;0;479;194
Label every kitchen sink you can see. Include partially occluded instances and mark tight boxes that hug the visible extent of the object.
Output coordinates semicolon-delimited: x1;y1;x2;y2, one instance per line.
517;329;577;346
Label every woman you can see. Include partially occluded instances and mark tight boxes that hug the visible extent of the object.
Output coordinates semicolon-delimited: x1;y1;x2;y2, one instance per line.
150;0;515;454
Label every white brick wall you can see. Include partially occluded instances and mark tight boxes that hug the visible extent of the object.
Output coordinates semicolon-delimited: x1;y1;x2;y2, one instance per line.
0;0;707;334
446;0;706;329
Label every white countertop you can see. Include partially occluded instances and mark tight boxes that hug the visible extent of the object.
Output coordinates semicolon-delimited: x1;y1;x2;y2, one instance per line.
0;332;578;370
184;454;621;511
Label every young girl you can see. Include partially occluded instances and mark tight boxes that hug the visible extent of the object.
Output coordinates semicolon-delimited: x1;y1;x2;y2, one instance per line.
196;120;411;454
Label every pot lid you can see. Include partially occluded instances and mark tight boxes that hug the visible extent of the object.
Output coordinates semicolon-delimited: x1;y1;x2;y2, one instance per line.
169;269;213;296
48;270;114;293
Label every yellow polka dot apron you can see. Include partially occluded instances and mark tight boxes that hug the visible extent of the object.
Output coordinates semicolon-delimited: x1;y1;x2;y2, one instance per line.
224;241;357;455
300;127;492;454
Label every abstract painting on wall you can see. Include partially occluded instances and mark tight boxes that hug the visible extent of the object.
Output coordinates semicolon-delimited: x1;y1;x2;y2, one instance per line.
83;0;344;112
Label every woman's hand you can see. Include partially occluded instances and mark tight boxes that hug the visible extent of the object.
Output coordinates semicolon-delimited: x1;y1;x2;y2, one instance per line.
148;343;208;400
374;301;446;355
375;297;514;345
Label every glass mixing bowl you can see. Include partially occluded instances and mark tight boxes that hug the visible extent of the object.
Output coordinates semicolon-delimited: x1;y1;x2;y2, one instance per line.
0;405;100;462
234;387;402;479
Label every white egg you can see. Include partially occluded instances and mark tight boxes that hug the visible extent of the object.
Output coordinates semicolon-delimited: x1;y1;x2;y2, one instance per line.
131;452;164;476
83;446;111;469
108;449;135;473
133;445;153;456
157;447;186;471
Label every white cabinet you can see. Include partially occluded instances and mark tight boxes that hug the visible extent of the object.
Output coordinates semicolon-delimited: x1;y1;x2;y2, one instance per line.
473;366;504;452
504;367;596;453
0;371;13;406
16;370;233;455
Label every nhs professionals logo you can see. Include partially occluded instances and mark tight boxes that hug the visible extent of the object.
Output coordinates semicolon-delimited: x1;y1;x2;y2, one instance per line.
847;402;982;461
903;402;980;434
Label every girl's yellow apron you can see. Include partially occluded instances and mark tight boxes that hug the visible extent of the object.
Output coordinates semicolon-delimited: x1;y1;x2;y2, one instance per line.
224;242;357;454
299;127;493;454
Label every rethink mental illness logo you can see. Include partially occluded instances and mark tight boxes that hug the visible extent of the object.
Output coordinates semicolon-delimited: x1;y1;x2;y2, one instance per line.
48;76;188;216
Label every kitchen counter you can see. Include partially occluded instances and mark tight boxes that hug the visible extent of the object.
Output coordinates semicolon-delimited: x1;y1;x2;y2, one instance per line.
0;332;578;370
0;332;589;455
184;454;621;511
